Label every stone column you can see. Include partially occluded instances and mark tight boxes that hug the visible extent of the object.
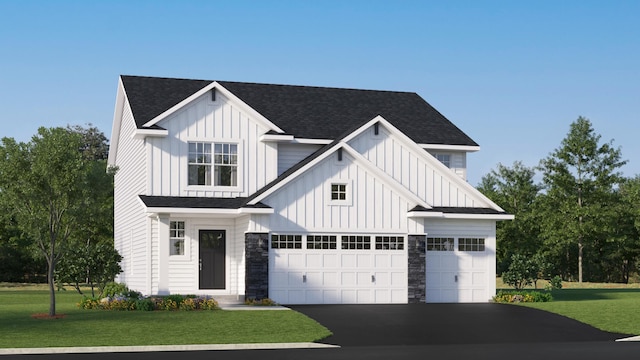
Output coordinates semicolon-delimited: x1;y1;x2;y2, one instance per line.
407;234;426;303
245;233;270;300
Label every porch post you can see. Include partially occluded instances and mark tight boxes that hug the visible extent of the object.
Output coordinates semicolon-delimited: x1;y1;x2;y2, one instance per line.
157;214;170;295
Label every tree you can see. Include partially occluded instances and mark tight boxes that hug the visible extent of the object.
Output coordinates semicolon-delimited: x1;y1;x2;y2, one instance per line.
477;161;542;273
55;125;121;297
0;127;87;316
538;117;626;282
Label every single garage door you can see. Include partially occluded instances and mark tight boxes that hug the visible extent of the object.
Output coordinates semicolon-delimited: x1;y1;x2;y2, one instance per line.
269;234;408;304
425;237;489;303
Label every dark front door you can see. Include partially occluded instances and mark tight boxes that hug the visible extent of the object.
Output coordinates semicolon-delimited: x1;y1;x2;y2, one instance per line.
199;230;226;289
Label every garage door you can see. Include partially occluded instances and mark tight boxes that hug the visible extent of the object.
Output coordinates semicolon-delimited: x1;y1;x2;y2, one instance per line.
425;237;489;303
269;234;407;304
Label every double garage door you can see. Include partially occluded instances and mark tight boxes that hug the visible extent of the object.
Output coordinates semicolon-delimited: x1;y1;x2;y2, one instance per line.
269;234;407;304
268;234;491;304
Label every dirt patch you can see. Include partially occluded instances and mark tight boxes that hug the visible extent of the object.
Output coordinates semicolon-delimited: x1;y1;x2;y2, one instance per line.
31;313;66;320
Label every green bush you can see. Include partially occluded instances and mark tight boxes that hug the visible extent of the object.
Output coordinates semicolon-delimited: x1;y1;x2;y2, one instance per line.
493;290;553;303
102;282;130;298
135;298;155;311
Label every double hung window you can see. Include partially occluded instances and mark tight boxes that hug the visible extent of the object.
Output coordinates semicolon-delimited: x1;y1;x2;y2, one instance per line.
188;142;237;186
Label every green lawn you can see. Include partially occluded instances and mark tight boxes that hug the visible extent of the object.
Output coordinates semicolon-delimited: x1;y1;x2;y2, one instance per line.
0;287;332;348
496;279;640;336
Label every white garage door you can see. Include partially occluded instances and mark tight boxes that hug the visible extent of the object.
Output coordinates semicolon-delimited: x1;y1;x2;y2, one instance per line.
269;234;407;304
426;237;490;303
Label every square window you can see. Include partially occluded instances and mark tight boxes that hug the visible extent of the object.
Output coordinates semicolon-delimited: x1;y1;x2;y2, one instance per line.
331;183;347;201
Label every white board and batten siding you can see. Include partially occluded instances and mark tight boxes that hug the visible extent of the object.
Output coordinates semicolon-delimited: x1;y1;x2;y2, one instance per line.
423;219;497;303
348;126;486;209
277;143;322;176
264;151;413;233
146;91;278;198
113;97;150;293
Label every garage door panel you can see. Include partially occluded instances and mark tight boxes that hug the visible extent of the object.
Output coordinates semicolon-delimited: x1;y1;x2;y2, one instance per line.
375;254;389;267
374;272;390;286
323;272;338;286
324;254;338;267
341;254;356;267
288;271;305;286
307;254;322;268
341;272;356;286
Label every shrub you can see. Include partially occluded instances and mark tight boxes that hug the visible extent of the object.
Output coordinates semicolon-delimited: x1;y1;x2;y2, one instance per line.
244;297;278;306
135;298;155;311
102;282;130;298
493;290;553;303
77;296;100;309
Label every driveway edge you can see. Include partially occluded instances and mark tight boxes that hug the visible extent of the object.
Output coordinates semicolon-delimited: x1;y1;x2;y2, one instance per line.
0;343;339;355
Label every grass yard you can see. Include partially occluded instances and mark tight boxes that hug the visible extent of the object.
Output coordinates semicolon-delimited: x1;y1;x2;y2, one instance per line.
496;278;640;336
0;286;332;348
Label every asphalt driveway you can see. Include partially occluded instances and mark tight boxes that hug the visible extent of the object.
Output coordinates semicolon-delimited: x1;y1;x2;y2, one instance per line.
290;303;627;347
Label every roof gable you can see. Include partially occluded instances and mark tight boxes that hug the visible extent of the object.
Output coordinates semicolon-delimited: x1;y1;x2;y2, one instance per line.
119;75;478;147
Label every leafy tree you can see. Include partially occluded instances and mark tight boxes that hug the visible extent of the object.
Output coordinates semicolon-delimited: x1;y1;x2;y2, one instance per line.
538;117;626;282
0;127;88;316
55;125;121;296
477;161;542;273
56;241;122;297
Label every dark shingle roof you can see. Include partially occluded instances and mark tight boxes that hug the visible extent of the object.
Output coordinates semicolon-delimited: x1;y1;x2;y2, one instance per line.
120;75;478;147
139;195;270;209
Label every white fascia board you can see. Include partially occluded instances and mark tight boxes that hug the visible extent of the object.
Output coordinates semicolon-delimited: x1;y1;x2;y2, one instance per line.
420;144;481;152
442;213;515;220
291;138;333;145
371;116;506;213
107;77;126;167
238;207;275;214
259;133;295;142
142;81;284;134
407;211;513;220
341;144;431;210
131;128;169;139
144;207;274;216
407;211;444;218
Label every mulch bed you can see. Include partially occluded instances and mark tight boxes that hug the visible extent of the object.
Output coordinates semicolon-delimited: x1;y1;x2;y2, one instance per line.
31;313;66;320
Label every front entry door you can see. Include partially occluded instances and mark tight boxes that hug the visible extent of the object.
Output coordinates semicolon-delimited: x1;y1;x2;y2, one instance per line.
199;230;226;289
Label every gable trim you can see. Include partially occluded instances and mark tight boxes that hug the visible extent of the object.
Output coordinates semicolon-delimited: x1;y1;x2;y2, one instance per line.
364;116;506;213
140;81;284;134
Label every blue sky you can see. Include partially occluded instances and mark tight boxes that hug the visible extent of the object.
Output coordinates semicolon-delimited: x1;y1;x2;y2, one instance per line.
1;0;638;186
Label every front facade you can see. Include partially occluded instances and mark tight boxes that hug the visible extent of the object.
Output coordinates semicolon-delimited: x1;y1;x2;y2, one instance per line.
108;75;512;304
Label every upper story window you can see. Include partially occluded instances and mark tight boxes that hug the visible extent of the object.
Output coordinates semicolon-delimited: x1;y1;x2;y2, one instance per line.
188;142;237;186
331;183;347;200
435;154;451;168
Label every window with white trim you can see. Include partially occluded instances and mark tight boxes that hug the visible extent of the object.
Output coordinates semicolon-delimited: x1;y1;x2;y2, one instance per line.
341;235;371;250
375;236;404;250
188;142;237;186
170;221;185;256
458;238;485;252
435;154;451;168
271;234;302;249
331;183;347;201
307;235;337;250
426;237;454;251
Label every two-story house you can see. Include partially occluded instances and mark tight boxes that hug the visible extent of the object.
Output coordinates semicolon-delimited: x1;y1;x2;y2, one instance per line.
107;75;512;304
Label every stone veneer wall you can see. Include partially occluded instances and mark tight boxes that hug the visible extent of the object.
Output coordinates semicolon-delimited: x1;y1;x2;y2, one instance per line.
245;233;269;300
407;234;426;303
